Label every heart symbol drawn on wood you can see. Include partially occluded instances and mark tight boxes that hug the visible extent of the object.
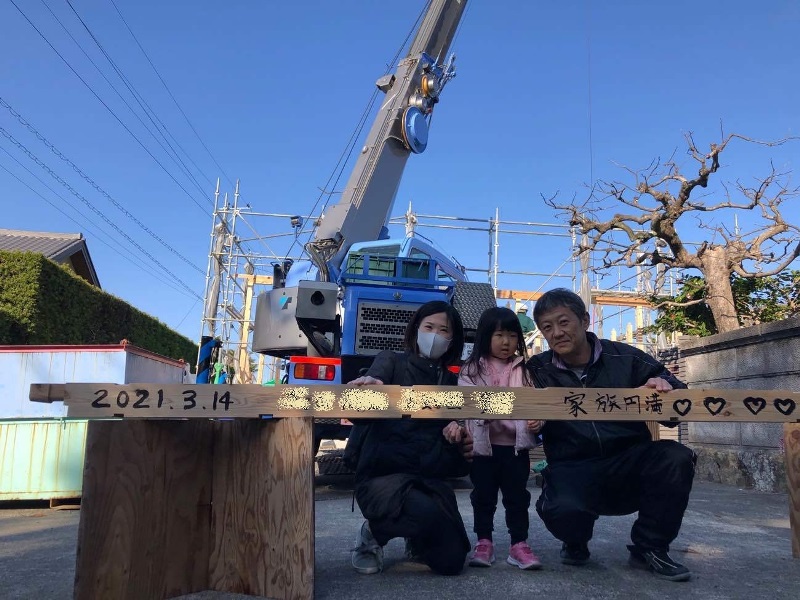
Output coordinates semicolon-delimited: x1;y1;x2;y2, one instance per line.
743;397;766;416
703;397;727;416
673;399;692;417
773;398;797;416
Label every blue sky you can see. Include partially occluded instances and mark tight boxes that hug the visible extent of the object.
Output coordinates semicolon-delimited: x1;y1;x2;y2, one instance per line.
2;0;798;347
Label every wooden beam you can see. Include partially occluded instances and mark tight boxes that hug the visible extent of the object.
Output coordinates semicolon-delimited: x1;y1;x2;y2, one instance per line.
236;274;274;285
495;289;544;302
495;288;653;308
29;383;65;403
34;383;800;423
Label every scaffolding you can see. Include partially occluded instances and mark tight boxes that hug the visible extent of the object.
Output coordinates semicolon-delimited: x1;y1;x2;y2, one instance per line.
199;192;671;382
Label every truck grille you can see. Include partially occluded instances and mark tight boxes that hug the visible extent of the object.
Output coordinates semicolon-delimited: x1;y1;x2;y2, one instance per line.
355;302;419;355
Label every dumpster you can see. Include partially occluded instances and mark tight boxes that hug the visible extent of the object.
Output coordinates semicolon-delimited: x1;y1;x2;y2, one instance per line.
0;343;189;501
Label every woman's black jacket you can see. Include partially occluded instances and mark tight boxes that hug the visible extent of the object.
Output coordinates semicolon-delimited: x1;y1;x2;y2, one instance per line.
346;350;469;545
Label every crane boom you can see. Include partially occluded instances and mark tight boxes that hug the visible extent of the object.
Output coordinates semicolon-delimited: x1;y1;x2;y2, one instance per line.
250;0;497;368
308;0;468;281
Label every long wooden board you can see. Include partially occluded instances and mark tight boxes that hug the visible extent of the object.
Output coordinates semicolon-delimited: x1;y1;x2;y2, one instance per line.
30;383;800;422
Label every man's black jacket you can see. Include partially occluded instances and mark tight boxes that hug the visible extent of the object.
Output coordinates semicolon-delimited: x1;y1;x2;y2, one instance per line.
526;332;687;464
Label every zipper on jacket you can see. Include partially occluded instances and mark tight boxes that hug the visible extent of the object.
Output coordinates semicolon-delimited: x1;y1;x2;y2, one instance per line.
536;361;605;457
579;368;604;457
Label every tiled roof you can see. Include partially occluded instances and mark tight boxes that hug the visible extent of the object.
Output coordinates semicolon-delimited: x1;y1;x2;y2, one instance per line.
0;229;84;260
0;228;100;287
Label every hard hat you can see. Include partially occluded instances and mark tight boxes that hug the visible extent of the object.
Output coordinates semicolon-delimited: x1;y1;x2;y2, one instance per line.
515;301;527;313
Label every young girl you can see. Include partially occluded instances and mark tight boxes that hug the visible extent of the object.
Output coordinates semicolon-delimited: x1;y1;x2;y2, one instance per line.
458;306;543;570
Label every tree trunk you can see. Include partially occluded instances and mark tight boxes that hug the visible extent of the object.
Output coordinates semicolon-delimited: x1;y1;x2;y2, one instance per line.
700;247;739;333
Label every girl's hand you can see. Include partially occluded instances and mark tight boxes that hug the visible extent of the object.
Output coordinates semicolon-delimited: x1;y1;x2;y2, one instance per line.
442;421;463;443
347;376;384;386
527;420;545;434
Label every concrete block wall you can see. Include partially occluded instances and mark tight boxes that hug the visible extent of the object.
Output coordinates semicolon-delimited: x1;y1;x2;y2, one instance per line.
678;316;800;492
656;346;687;443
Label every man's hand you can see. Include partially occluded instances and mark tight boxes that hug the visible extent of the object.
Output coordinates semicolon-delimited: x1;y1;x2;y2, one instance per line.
442;421;463;443
641;377;673;392
347;375;384;386
527;420;545;434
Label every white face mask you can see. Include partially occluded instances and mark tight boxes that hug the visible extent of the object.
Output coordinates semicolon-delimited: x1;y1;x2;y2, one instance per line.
417;330;452;360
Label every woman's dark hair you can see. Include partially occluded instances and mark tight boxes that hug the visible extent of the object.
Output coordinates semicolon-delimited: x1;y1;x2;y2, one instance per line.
461;306;532;386
532;288;588;324
403;300;464;366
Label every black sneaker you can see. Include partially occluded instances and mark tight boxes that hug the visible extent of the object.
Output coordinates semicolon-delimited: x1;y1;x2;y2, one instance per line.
351;521;383;574
560;542;590;565
404;537;424;563
627;544;691;582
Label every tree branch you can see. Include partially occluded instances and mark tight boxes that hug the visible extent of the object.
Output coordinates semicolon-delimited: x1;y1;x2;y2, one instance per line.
652;297;708;309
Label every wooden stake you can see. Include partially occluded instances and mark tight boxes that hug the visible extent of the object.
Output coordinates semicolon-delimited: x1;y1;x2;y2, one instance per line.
785;423;800;558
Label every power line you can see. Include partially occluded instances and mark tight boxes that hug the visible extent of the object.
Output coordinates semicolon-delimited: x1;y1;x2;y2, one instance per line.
0;146;197;298
8;0;212;213
174;298;201;329
64;0;213;199
0;96;203;274
0;125;202;299
36;0;213;199
109;0;234;188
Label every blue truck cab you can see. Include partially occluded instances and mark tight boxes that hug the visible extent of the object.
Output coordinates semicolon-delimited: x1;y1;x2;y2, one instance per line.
287;236;466;385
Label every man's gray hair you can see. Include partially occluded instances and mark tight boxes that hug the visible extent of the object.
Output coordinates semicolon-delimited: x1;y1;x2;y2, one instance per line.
533;288;587;324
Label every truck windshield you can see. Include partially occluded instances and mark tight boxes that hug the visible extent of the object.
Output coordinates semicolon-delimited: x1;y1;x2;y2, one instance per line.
344;244;402;278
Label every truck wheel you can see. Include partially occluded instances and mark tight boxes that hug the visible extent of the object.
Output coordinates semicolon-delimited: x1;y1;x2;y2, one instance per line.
316;449;354;476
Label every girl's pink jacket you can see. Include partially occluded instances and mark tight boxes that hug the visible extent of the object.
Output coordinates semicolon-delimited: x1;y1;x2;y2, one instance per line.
458;355;538;457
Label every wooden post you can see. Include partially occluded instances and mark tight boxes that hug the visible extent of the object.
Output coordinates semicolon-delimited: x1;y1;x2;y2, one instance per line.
74;420;215;599
785;423;800;558
209;418;315;598
74;417;315;600
236;275;256;384
646;422;661;441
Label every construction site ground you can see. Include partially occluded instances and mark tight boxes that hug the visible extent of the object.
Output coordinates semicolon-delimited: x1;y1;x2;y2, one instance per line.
1;474;797;600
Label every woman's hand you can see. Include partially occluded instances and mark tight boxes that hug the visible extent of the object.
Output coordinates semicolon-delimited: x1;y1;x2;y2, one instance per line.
442;422;474;461
527;420;545;434
347;375;384;386
460;429;474;461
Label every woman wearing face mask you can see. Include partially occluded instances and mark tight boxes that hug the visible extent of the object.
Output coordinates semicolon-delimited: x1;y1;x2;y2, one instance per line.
346;300;473;577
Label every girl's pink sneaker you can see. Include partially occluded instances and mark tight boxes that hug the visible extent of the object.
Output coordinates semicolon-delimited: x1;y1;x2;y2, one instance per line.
507;541;542;570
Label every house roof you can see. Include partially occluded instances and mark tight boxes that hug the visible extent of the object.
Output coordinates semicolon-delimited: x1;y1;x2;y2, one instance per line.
0;228;101;287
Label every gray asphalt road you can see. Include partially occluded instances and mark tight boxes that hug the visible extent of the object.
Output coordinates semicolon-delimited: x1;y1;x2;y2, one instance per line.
1;479;797;600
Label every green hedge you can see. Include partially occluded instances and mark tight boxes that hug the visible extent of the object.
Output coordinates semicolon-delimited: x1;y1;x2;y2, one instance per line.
0;251;197;365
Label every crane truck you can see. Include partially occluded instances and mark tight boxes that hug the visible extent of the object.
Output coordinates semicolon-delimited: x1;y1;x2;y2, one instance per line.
251;0;496;452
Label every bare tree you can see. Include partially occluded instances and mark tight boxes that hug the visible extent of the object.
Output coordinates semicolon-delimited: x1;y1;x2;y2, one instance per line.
547;132;800;333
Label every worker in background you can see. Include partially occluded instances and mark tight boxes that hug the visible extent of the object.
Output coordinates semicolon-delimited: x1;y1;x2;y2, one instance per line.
516;301;536;336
